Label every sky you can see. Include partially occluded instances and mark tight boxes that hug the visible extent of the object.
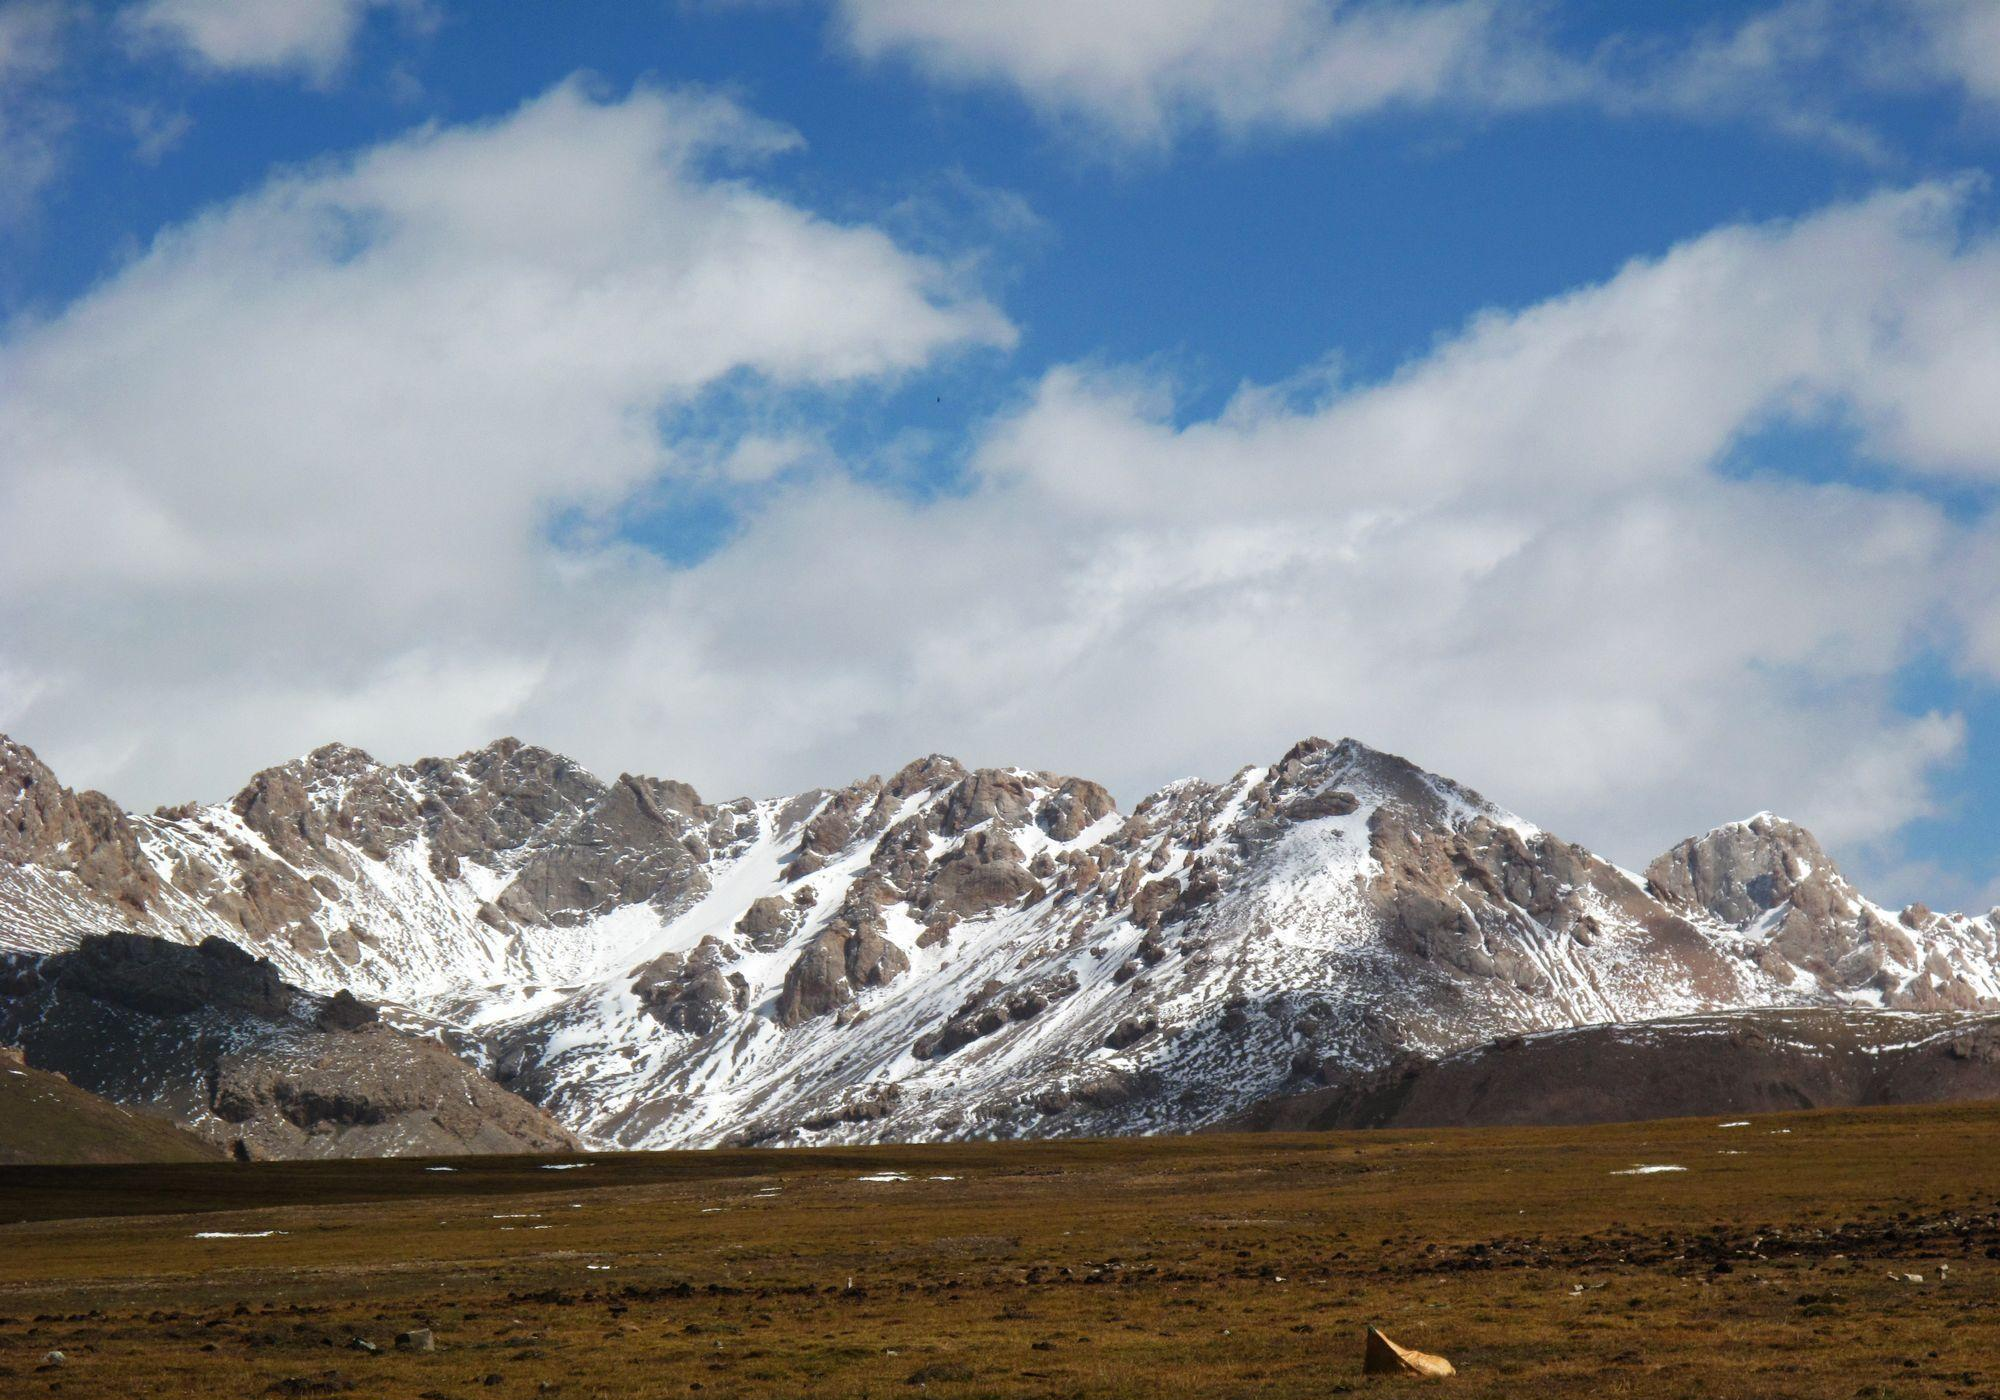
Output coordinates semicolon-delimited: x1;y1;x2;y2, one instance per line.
4;0;2000;907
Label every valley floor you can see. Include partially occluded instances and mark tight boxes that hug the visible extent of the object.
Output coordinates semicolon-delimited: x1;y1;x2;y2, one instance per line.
3;1104;1998;1398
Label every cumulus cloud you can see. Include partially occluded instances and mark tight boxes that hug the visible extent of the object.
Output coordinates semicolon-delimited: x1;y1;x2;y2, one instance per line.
498;185;2000;875
122;0;424;83
0;77;1010;796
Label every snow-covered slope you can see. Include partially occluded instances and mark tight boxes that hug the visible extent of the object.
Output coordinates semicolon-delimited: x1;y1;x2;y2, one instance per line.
4;731;1997;1149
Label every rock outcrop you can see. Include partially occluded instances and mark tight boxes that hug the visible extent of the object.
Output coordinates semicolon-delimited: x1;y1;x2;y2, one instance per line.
0;933;578;1159
1649;813;2000;1010
2;737;160;918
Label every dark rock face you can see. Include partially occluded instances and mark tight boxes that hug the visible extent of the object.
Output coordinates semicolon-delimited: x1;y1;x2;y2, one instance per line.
845;921;909;990
1037;778;1115;841
416;737;604;857
784;780;883;879
231;744;376;862
797;1085;901;1132
939;770;1036;835
59;932;292;1020
1362;804;1742;1005
1129;877;1180;930
1282;789;1359;822
315;989;378;1032
884;754;968;798
913;972;1078;1061
772;916;912;1028
774;928;852;1028
735;896;793;947
0;934;576;1159
1105;1014;1157;1050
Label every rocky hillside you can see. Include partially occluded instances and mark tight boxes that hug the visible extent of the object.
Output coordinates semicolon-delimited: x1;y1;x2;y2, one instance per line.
0;1044;223;1165
1234;1006;2000;1130
0;933;578;1159
4;731;1998;1149
1646;814;2000;1009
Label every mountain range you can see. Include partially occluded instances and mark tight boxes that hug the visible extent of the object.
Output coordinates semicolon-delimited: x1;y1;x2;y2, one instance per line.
5;729;1999;1157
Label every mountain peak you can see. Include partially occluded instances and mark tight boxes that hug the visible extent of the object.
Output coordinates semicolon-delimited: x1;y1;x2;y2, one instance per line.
0;733;55;786
885;753;969;798
1268;735;1523;833
299;741;380;775
1646;812;1834;925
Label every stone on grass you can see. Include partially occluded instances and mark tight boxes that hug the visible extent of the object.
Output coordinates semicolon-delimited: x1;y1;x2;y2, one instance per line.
1363;1326;1455;1378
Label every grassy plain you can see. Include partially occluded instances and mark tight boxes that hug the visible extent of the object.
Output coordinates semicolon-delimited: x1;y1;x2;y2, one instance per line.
3;1102;1999;1398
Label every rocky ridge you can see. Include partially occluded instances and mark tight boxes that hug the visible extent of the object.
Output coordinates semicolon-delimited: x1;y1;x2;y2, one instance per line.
4;731;1998;1150
1234;1006;2000;1131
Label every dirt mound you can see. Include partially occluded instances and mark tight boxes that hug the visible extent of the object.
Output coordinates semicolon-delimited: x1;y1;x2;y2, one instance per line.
1238;1007;2000;1131
0;1049;221;1164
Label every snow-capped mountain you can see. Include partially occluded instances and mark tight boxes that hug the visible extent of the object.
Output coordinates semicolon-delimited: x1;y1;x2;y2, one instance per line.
4;730;1998;1150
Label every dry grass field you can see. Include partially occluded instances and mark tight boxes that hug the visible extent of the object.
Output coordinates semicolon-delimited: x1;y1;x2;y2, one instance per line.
4;1102;1999;1399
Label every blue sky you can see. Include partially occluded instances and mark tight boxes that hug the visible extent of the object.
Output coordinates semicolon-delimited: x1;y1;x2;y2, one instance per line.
5;0;2000;906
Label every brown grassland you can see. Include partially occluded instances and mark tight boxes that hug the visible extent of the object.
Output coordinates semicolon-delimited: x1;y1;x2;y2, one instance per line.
3;1101;1999;1399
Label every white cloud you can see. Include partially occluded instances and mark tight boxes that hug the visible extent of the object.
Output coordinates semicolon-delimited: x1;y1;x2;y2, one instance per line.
835;0;1571;147
492;185;2000;879
0;0;72;219
830;0;2000;156
5;72;2000;895
122;0;424;83
0;77;1010;798
123;101;193;163
1911;0;2000;105
1609;0;2000;158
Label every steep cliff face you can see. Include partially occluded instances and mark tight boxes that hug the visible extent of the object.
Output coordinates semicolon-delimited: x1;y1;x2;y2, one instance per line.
4;731;1998;1151
1;737;161;926
1647;813;2000;1010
